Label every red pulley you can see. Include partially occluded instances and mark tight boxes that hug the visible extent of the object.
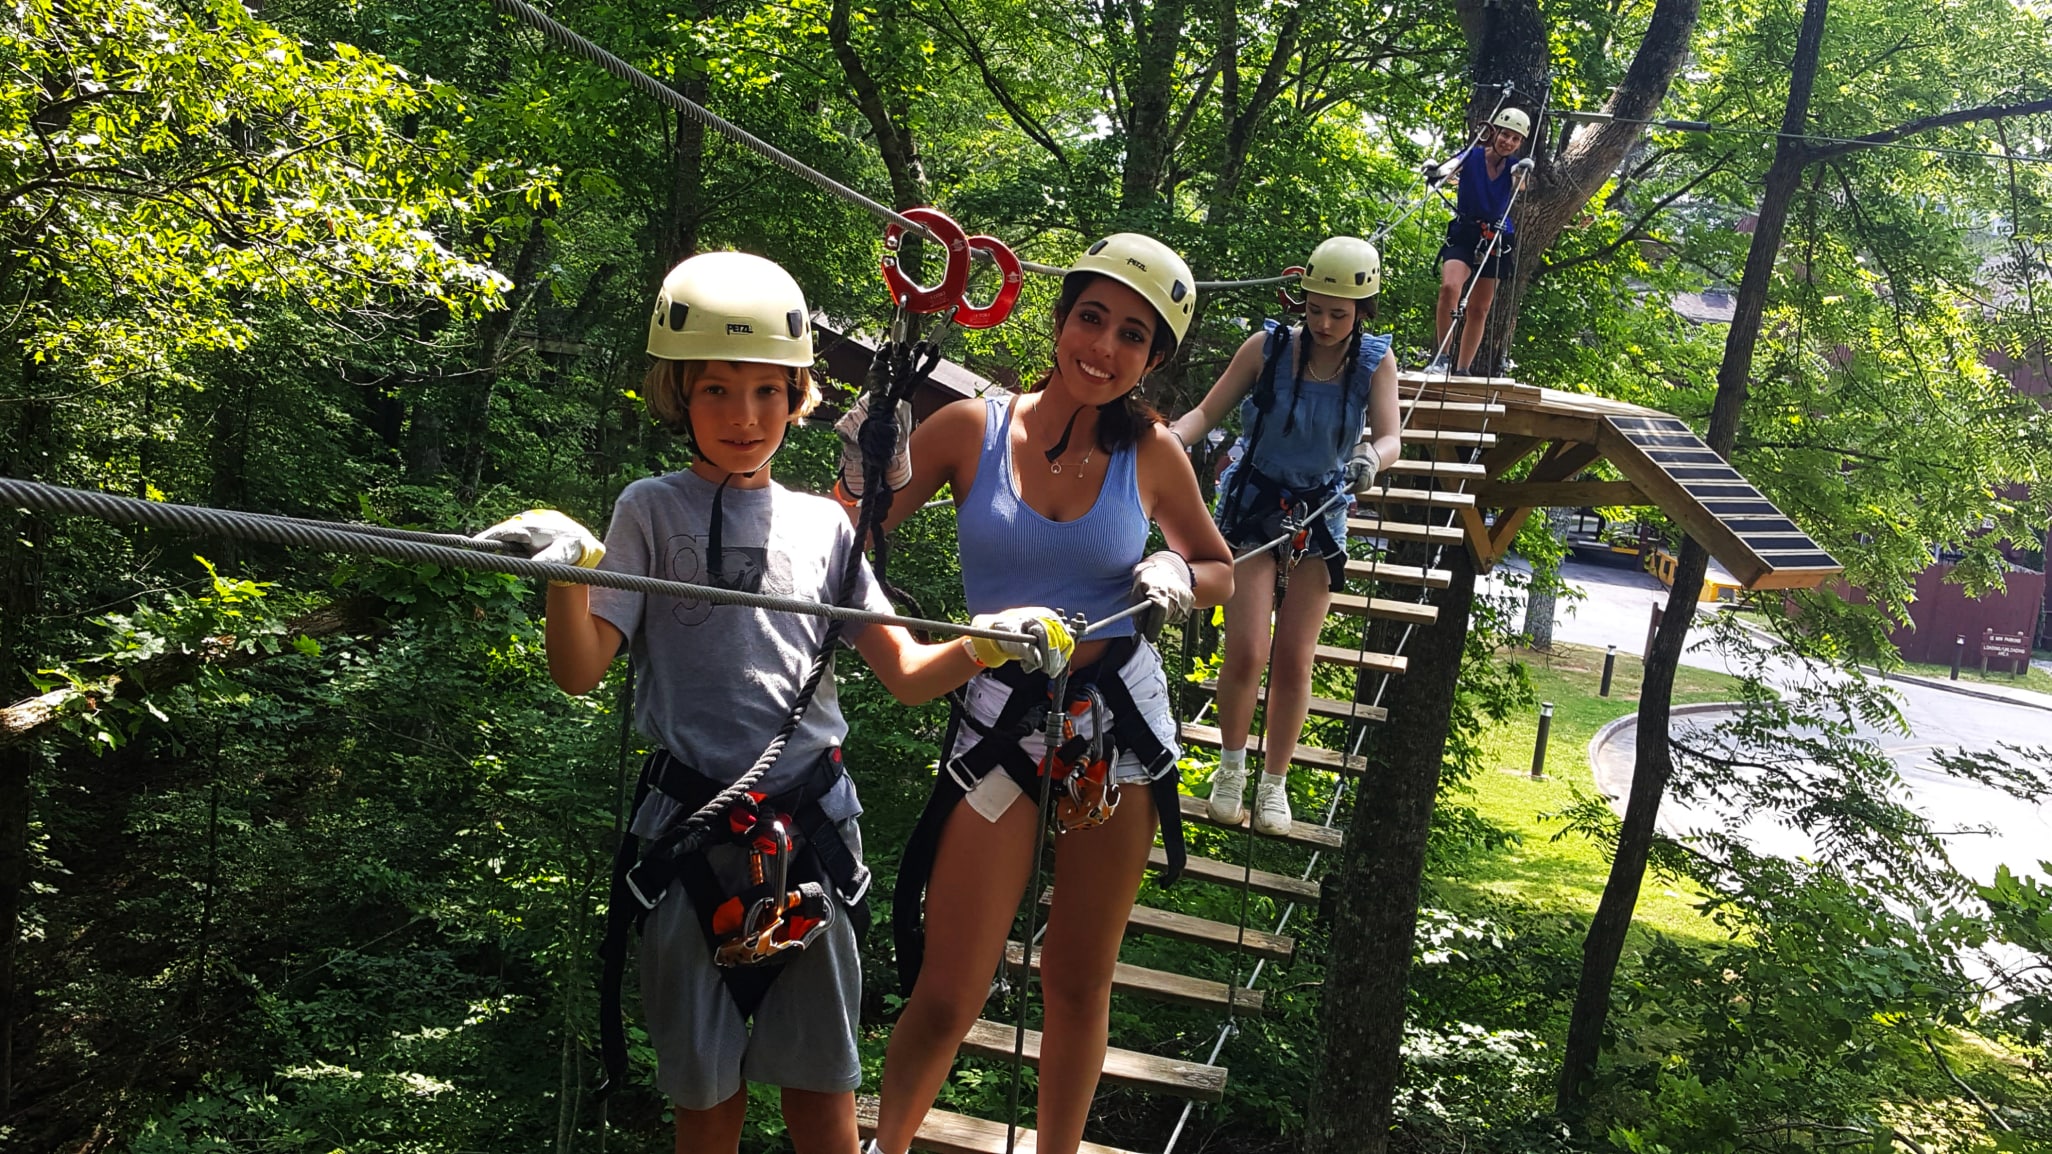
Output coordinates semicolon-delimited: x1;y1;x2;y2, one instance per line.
1276;266;1307;314
881;207;972;314
953;235;1024;329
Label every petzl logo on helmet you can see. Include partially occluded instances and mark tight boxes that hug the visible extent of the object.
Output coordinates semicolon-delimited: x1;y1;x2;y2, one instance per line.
727;323;754;334
1126;257;1148;272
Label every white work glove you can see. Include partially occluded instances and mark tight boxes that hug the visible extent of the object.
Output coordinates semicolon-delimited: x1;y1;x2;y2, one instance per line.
835;393;914;500
1129;550;1196;643
965;608;1075;678
1344;440;1384;496
474;510;605;577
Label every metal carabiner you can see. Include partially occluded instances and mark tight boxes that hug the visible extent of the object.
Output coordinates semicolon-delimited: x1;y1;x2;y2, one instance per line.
1275;265;1307;314
881;207;972;316
954;235;1024;330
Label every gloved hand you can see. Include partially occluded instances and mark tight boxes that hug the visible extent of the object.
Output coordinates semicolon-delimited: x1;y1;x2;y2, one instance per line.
1129;550;1195;642
1343;440;1384;495
966;608;1074;678
835;393;914;500
475;510;605;577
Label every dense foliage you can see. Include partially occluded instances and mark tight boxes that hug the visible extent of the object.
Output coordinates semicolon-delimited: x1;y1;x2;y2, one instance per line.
3;0;2050;1150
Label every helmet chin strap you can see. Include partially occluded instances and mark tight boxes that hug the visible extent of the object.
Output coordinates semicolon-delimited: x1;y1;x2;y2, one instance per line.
706;463;766;589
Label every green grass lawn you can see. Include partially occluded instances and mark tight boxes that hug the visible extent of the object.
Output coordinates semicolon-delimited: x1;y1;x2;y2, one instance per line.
1431;642;1752;951
1895;654;2052;698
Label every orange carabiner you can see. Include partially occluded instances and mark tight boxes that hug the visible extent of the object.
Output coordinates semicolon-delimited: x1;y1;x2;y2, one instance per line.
882;207;972;314
1275;266;1307;314
954;235;1024;329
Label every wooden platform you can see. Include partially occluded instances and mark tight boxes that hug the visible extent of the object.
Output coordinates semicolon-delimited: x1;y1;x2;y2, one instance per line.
960;1019;1228;1101
1180;721;1370;775
1005;941;1266;1015
857;1098;1139;1154
1399;428;1497;448
1178;793;1343;852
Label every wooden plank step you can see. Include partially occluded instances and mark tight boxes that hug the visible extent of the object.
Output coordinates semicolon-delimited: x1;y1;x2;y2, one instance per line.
857;1098;1139;1154
1310;642;1408;675
1347;514;1464;545
1327;591;1438;626
1399;428;1497;447
1042;889;1297;963
1395;369;1531;390
1193;678;1388;725
1399;398;1507;416
1344;557;1453;588
1152;845;1322;904
1353;485;1476;509
1005;940;1265;1016
1178;792;1342;852
1380;457;1487;479
959;1019;1228;1102
1180;721;1370;775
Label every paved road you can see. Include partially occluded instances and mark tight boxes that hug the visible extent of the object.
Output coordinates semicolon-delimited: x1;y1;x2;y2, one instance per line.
1493;557;2052;885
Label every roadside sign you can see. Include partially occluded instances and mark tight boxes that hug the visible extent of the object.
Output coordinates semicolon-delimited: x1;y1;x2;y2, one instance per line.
1983;629;2031;677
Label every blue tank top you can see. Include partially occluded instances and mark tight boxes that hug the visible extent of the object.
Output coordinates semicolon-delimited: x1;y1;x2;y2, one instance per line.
1455;144;1517;234
957;396;1149;637
1231;323;1392;490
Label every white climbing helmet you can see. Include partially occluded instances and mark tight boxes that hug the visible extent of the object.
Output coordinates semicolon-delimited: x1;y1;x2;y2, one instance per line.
1064;233;1197;348
1301;236;1381;300
647;251;815;367
1491;107;1533;138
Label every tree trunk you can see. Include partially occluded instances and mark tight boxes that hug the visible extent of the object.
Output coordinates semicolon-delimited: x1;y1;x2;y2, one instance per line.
1307;548;1480;1154
0;345;53;1116
1554;0;1830;1117
830;0;929;210
1118;0;1189;216
668;66;709;265
1523;572;1558;650
459;214;549;501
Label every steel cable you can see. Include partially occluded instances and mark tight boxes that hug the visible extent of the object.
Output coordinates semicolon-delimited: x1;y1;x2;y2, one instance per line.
0;477;1035;647
483;0;1290;292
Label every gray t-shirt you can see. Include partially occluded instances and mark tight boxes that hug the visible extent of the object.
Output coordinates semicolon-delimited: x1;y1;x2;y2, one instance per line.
590;470;890;828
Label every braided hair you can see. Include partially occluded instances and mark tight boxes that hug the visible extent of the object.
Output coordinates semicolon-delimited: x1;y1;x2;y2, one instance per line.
1281;293;1377;448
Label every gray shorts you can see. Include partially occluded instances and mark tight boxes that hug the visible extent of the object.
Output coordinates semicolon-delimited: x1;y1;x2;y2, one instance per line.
638;818;865;1110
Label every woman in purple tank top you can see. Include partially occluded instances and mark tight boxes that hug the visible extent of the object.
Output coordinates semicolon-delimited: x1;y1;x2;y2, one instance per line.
842;234;1233;1154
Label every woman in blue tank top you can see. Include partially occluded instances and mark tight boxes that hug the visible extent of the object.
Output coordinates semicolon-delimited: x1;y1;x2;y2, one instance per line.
849;234;1233;1154
1169;236;1402;837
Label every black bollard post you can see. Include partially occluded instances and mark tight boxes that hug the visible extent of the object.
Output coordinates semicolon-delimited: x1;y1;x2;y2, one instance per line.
1599;644;1618;697
1531;702;1554;779
1951;634;1965;681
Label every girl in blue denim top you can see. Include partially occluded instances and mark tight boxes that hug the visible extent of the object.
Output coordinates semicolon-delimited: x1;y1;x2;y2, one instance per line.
1169;236;1402;833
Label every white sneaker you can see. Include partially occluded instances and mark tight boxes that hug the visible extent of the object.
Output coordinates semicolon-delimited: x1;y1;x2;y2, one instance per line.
1208;758;1249;824
1423;353;1453;375
1253;773;1294;835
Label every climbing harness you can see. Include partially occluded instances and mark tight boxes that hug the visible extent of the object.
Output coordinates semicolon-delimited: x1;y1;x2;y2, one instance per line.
891;634;1185;992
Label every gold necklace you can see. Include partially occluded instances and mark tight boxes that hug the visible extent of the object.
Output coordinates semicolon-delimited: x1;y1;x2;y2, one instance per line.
1052;443;1094;478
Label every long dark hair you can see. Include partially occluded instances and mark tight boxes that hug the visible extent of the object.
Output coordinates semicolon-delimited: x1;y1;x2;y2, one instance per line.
1039;273;1173;454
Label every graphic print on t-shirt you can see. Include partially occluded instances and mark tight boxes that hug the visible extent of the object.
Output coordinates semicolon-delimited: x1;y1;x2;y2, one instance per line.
663;533;784;627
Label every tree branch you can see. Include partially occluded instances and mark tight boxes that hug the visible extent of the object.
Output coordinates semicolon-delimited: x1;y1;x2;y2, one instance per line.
1537;153;1732;278
1804;94;2052;164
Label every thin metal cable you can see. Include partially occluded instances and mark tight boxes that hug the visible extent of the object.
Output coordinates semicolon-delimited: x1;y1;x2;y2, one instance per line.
1005;648;1079;1154
484;0;1289;292
0;477;1036;646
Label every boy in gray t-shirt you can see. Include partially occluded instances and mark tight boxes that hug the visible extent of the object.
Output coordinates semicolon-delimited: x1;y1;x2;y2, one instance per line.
478;251;1069;1154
